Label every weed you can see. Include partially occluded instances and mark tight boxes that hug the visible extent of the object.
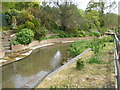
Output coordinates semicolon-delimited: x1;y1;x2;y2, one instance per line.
76;59;84;70
88;55;102;64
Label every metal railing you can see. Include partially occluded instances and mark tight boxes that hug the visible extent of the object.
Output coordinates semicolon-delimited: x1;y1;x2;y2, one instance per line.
114;34;120;90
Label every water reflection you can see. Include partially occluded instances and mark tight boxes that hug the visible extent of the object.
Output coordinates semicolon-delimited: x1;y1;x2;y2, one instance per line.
50;50;62;69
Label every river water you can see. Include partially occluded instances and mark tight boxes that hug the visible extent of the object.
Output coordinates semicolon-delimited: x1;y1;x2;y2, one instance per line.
2;43;70;88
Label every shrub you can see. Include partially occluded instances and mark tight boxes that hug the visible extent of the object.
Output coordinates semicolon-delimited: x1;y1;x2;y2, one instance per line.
18;24;25;31
68;40;90;57
17;10;34;25
89;38;104;54
40;36;60;40
76;59;84;70
59;32;69;38
88;55;102;64
10;39;20;45
79;35;84;37
32;18;41;29
2;27;9;30
68;45;81;57
91;31;101;37
25;21;35;30
98;28;108;35
34;27;48;40
15;28;34;45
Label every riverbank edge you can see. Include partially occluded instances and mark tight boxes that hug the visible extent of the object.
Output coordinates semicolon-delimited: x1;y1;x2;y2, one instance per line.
0;36;95;67
0;43;54;67
35;48;91;88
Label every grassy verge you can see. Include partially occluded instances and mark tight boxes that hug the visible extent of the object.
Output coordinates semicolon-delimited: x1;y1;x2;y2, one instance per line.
37;38;114;88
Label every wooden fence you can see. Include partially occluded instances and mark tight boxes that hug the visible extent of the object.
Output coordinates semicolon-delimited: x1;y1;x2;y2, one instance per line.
114;34;120;90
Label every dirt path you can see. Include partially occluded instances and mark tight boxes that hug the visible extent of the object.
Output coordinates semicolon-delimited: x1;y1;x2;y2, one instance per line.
36;43;115;88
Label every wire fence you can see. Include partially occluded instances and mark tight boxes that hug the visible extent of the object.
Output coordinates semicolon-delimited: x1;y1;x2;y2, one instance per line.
114;34;120;90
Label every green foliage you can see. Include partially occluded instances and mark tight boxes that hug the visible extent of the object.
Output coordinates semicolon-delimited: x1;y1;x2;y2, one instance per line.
5;11;13;25
15;28;34;45
104;13;118;29
81;22;90;30
25;21;35;30
18;24;25;31
18;19;40;31
40;36;59;40
76;59;84;70
34;27;48;40
2;27;9;30
88;55;102;64
89;38;105;54
116;25;120;34
2;2;118;40
59;32;69;38
85;10;100;29
31;18;41;29
68;40;90;57
98;28;108;35
10;39;20;45
90;31;101;37
17;10;34;25
68;36;113;57
100;36;114;42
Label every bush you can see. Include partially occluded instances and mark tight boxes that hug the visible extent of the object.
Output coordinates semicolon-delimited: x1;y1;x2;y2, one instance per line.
68;45;81;57
18;22;34;31
2;27;9;30
10;39;20;45
17;10;34;25
34;27;48;40
15;28;34;45
32;18;41;29
59;32;69;38
40;36;60;40
90;31;101;37
25;21;35;30
18;24;25;31
88;55;102;64
76;59;84;70
98;28;108;35
89;38;106;54
68;40;90;57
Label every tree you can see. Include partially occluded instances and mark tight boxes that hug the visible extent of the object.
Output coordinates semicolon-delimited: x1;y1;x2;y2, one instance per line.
85;0;117;27
17;10;34;25
42;0;81;32
85;10;100;29
2;2;15;12
104;13;118;29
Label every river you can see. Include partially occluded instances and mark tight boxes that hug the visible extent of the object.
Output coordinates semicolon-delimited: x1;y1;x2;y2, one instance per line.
2;43;70;88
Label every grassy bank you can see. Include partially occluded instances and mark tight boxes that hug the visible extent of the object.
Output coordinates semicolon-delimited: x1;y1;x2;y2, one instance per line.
37;37;115;88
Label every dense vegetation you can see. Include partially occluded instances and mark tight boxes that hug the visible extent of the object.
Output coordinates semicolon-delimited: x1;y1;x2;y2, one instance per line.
68;36;114;66
2;1;119;45
68;36;114;57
